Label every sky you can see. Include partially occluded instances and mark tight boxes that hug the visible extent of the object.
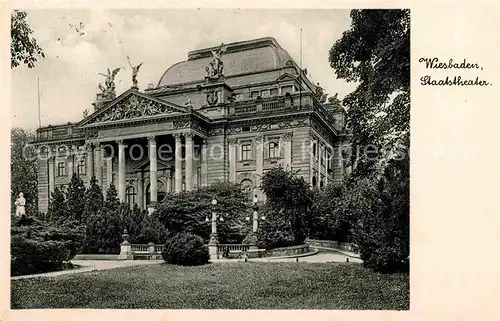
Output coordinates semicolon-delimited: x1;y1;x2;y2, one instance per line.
11;9;357;130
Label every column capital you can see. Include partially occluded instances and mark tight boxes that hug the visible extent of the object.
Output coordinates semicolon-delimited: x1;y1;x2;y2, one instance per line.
147;136;156;144
84;142;94;149
283;132;293;141
116;139;125;146
173;133;183;140
184;132;195;139
255;135;264;144
228;138;238;146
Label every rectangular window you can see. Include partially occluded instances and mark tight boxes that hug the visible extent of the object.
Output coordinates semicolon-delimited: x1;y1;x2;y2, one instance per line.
241;144;252;161
312;143;317;157
251;91;260;99
77;158;86;176
57;162;66;176
269;141;279;159
270;88;279;96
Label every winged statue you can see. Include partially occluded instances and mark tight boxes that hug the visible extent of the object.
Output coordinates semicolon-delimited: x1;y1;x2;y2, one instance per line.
206;43;228;78
98;67;121;98
127;55;143;88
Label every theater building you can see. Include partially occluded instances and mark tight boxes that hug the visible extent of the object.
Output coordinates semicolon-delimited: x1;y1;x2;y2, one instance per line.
33;37;348;213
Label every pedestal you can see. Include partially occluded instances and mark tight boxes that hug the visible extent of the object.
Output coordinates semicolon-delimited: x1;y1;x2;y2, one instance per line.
119;241;133;260
208;233;219;260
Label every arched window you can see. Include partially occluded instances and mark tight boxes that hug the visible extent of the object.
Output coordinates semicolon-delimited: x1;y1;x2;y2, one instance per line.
312;176;317;187
126;186;136;206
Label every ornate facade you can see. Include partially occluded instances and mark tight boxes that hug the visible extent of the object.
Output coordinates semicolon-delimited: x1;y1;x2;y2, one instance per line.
34;37;348;213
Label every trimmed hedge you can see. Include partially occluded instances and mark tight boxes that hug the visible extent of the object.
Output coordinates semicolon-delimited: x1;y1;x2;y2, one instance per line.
162;233;209;266
11;235;73;276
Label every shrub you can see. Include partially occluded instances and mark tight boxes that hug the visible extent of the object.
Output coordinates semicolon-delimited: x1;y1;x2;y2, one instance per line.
255;206;296;249
11;235;72;276
162;232;209;266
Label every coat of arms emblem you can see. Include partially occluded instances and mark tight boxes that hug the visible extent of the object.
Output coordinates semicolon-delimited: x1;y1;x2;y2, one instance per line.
207;91;218;106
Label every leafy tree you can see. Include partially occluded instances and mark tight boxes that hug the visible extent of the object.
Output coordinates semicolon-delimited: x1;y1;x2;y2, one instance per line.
66;174;86;223
351;159;409;273
157;181;250;244
11;10;45;69
82;176;104;224
255;205;295;249
136;212;169;244
46;187;67;222
260;167;313;245
329;9;410;173
10;128;38;216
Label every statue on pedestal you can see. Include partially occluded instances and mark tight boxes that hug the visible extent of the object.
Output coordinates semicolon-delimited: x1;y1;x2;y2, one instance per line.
98;67;121;99
14;192;26;216
206;43;227;79
127;55;143;89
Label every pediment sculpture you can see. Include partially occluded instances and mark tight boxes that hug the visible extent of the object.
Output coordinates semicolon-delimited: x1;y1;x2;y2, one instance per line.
92;95;181;123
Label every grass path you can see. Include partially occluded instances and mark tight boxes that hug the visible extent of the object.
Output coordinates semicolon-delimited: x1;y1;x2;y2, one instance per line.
11;262;409;310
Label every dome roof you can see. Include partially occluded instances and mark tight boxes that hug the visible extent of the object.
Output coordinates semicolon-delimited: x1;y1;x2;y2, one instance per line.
158;37;295;87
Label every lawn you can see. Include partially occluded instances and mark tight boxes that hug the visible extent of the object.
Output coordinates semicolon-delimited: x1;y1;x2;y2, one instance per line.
11;262;409;309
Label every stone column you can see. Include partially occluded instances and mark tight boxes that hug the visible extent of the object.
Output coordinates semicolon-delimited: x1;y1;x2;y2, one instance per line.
201;139;208;187
148;136;157;204
166;170;172;193
136;172;143;210
317;141;322;189
87;143;94;179
68;154;74;176
324;145;329;187
309;136;314;187
283;132;293;170
228;139;237;182
255;136;264;187
174;133;183;193
106;155;113;191
185;132;194;191
117;140;126;202
94;144;103;186
48;157;55;195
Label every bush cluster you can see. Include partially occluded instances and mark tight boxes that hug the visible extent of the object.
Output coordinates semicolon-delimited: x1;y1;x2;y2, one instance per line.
11;216;83;276
162;232;210;266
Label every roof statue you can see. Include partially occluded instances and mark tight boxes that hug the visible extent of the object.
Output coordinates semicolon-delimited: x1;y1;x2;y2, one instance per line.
315;83;328;103
127;55;144;89
98;67;121;99
205;43;228;79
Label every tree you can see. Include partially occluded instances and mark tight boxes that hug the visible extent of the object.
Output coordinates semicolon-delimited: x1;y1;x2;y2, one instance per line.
329;9;410;173
66;174;86;223
351;159;409;273
11;128;38;216
82;176;104;224
157;181;250;244
260;167;313;245
46;187;67;222
11;10;45;69
84;183;123;254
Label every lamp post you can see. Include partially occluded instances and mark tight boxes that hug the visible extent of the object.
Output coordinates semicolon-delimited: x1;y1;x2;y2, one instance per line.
207;198;219;260
245;195;266;250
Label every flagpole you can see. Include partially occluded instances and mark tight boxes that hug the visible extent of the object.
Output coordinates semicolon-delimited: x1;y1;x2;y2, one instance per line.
299;28;303;109
37;77;41;129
